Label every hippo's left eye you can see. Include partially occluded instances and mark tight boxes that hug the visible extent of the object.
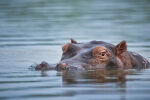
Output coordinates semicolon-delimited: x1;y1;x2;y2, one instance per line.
92;46;111;58
101;52;106;56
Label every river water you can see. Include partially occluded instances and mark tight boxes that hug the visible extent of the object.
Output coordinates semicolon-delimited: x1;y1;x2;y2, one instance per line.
0;0;150;100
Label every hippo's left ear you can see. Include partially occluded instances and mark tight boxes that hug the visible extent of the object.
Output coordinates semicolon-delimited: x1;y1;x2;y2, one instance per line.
115;40;127;56
70;38;78;44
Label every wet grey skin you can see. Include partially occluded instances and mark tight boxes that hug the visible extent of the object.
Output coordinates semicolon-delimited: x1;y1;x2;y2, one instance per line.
33;39;150;71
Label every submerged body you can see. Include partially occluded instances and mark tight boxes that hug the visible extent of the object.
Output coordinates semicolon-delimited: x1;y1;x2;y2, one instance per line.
34;39;149;71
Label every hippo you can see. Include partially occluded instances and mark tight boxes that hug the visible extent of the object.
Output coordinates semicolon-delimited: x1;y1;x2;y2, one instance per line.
33;39;149;71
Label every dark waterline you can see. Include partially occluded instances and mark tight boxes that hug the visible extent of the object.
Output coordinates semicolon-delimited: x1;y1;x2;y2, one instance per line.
0;0;150;100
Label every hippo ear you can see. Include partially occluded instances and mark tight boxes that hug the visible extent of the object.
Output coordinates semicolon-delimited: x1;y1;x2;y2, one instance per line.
70;38;77;44
115;40;127;56
62;43;70;54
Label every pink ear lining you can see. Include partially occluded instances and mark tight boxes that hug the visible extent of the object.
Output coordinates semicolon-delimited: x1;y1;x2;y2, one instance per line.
70;38;78;44
115;41;127;56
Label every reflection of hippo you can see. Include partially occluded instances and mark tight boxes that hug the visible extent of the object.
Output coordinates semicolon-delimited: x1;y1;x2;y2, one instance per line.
62;69;134;84
33;39;149;71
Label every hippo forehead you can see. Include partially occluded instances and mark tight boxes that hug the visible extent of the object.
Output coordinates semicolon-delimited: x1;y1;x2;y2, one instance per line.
61;40;116;60
70;41;115;52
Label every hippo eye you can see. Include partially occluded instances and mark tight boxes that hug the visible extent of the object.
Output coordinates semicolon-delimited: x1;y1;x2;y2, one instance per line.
101;52;105;56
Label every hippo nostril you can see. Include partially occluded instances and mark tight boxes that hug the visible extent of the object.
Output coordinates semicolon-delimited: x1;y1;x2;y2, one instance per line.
57;62;67;67
41;61;49;67
56;62;68;70
60;63;67;67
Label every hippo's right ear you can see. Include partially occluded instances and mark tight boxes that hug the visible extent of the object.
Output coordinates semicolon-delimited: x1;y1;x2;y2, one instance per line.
62;43;70;54
115;41;127;56
70;38;78;44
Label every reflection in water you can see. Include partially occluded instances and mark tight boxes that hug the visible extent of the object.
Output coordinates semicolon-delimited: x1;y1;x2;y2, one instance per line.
62;69;129;84
36;69;142;100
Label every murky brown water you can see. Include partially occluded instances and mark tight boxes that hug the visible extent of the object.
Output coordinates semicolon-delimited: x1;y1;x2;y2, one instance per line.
0;0;150;100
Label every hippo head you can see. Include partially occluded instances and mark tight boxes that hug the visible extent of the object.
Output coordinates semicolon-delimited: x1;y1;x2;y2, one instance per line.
56;39;127;70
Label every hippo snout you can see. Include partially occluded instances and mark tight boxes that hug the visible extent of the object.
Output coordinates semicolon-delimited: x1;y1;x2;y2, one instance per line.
58;63;67;67
56;62;68;70
56;62;86;70
34;61;50;71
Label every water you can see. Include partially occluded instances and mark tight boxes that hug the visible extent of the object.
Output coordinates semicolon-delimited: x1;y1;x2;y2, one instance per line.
0;0;150;100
